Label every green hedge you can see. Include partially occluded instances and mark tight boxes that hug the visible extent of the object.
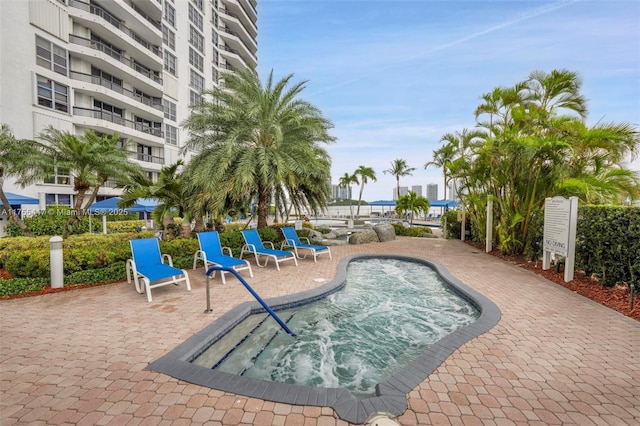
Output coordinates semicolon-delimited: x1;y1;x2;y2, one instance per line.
391;223;433;237
575;206;639;287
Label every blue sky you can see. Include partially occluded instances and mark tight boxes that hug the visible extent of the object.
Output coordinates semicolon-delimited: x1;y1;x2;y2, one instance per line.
256;0;640;201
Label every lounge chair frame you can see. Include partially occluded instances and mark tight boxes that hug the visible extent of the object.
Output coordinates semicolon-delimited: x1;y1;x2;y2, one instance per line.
126;238;191;302
240;229;298;271
193;231;253;284
280;227;332;263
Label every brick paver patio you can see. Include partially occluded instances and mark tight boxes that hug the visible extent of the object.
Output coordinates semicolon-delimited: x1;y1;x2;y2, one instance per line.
1;237;638;425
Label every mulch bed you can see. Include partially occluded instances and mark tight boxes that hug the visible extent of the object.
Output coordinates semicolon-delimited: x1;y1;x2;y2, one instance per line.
465;241;639;322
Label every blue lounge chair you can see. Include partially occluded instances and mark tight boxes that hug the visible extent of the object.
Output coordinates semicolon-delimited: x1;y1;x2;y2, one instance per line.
126;238;191;302
240;229;298;270
280;227;332;263
193;231;253;284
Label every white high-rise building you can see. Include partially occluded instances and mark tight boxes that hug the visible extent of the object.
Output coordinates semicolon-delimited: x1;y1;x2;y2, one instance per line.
392;186;409;200
426;183;438;201
0;0;257;209
411;185;422;197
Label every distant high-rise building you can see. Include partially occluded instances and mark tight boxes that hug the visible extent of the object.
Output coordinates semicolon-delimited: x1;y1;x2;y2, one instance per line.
332;184;351;200
392;186;409;200
448;182;458;201
411;185;423;197
426;184;438;201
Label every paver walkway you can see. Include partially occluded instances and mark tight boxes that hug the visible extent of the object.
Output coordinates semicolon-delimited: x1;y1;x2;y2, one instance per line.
1;237;638;425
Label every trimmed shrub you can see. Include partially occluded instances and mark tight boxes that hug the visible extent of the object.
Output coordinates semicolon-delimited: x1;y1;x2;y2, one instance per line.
391;223;433;237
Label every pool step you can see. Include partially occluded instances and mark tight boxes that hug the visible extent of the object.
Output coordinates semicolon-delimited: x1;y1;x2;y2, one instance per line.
193;313;294;375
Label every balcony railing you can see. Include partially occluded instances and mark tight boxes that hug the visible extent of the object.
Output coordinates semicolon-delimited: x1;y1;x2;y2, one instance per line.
134;152;164;164
69;34;162;84
219;27;256;59
123;0;161;30
69;0;162;58
70;71;163;111
73;106;164;138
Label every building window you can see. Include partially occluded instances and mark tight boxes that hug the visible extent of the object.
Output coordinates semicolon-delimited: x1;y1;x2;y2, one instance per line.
165;124;178;145
189;26;204;52
164;100;176;121
37;75;68;113
212;29;218;46
213;49;219;66
190;90;202;106
192;0;203;11
164;51;176;75
188;3;203;31
212;67;218;84
189;47;203;72
137;144;153;162
36;36;68;75
91;67;123;92
135;117;162;136
45;193;72;206
190;69;204;92
43;167;71;186
164;2;175;27
162;24;175;50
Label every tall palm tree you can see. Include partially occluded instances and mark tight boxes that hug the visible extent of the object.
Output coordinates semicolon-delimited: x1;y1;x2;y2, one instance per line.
338;172;358;219
384;159;415;200
182;68;335;229
0;125;49;236
354;165;376;217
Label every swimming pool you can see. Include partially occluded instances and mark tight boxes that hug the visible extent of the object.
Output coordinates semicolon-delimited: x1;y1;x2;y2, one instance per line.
193;258;479;398
149;255;500;424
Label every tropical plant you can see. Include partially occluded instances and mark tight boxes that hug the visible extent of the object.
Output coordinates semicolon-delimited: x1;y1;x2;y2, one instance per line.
353;165;377;217
436;68;639;256
182;68;335;229
383;158;415;200
0;125;49;236
395;191;430;226
338;172;358;218
120;161;198;238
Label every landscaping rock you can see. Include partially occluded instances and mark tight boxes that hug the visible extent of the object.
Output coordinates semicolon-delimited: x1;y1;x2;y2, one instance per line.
349;229;379;244
308;230;325;242
373;224;396;242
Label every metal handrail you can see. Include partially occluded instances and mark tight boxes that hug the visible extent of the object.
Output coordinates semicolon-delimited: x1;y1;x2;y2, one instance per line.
68;0;161;57
69;71;163;110
69;34;162;84
73;107;164;138
204;267;296;336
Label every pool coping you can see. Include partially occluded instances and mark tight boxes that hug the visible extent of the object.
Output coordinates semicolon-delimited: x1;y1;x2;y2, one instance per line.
148;254;501;425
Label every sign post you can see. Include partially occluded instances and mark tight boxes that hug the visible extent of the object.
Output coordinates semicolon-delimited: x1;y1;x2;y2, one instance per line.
542;196;578;282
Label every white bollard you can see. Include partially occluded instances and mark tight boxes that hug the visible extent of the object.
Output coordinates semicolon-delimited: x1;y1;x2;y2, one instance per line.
49;236;64;289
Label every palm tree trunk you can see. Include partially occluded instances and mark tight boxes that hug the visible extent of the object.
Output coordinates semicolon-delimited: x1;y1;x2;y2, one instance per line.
257;186;269;228
0;186;32;236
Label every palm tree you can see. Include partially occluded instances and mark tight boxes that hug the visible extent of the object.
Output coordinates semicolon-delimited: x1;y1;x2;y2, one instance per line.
37;127;143;233
121;161;196;238
338;172;358;218
354;165;376;218
424;143;456;200
182;68;335;229
395;191;430;226
0;125;49;236
384;159;415;200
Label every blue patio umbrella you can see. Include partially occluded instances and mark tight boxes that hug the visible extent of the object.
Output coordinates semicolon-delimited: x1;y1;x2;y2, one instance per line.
87;197;159;233
87;197;159;214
